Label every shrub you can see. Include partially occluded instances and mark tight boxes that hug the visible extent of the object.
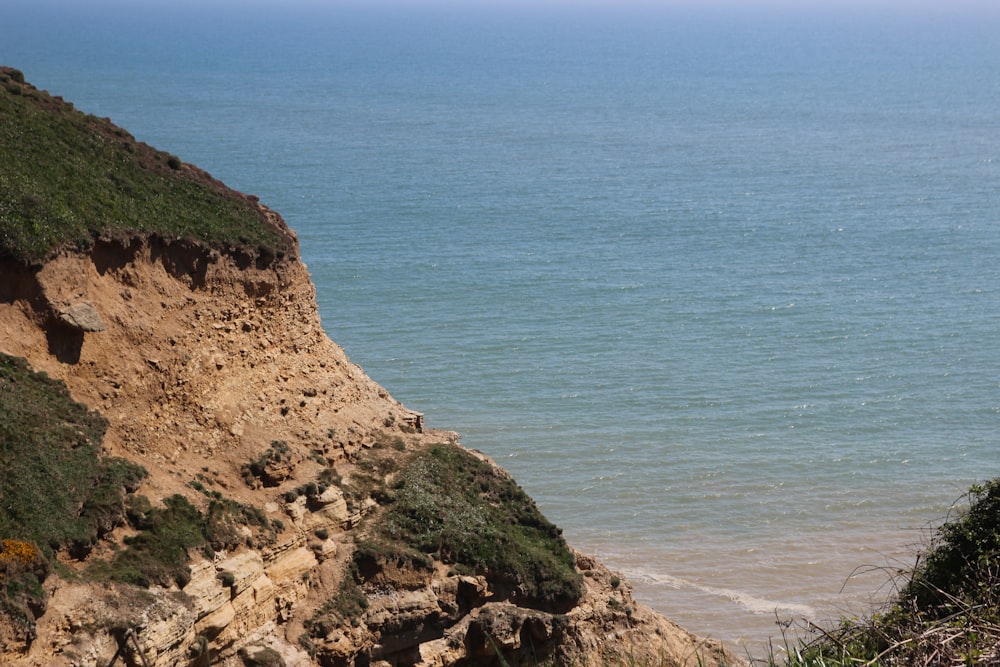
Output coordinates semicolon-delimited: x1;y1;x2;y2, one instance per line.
298;634;317;659
0;540;47;580
306;566;369;636
787;478;1000;667
107;494;207;588
902;479;1000;614
0;538;50;634
242;441;292;488
204;496;276;550
238;646;285;667
88;490;275;588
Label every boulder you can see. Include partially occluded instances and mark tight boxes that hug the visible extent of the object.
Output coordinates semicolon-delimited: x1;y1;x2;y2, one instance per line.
58;302;106;332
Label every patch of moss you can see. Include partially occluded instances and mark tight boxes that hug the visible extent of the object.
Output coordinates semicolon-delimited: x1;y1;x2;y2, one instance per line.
0;66;292;263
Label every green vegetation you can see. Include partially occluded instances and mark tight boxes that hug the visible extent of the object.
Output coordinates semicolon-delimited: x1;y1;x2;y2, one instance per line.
0;353;278;593
774;479;1000;667
306;565;370;635
94;494;208;588
0;539;49;642
366;444;583;612
307;443;583;641
901;480;1000;615
242;440;292;488
341;449;398;510
87;491;277;588
0;66;292;263
203;494;277;551
0;353;145;557
0;352;145;638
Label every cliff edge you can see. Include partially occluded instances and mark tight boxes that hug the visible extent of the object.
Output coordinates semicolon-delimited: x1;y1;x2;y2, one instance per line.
0;67;737;667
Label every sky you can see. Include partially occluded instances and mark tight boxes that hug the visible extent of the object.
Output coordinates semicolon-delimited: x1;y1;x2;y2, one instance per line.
9;0;1000;11
5;0;999;76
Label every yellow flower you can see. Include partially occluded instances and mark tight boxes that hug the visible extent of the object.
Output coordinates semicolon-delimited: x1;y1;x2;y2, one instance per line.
0;539;44;579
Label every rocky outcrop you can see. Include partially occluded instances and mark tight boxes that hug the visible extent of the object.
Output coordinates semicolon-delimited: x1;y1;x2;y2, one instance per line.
0;230;737;667
57;302;107;332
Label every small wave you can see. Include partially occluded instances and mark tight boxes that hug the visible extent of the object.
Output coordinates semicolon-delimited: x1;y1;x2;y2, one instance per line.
628;570;816;618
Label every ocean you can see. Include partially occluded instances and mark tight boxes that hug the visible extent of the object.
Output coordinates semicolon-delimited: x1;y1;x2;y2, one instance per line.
5;2;1000;653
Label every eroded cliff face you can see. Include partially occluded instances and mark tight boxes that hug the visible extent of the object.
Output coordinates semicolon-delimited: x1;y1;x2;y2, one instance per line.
0;235;736;667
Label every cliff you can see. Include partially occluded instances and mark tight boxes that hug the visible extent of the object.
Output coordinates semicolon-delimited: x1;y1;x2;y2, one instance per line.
0;67;737;667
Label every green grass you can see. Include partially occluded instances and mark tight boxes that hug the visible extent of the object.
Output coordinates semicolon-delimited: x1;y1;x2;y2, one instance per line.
87;491;277;588
0;353;146;557
364;443;583;612
0;66;292;263
0;352;146;638
96;494;208;588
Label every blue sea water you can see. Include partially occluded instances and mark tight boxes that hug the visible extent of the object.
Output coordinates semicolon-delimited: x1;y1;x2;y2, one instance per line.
5;2;1000;652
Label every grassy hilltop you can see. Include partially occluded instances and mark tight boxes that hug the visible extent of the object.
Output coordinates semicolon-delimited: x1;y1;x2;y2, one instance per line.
0;66;292;263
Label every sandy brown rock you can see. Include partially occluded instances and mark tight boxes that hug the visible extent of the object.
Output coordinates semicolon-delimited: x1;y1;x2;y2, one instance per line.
57;302;106;332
